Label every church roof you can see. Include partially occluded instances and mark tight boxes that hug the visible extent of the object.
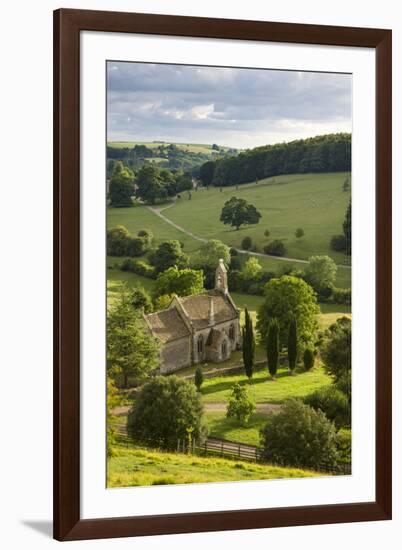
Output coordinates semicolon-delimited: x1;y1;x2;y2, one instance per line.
178;289;237;330
144;307;190;343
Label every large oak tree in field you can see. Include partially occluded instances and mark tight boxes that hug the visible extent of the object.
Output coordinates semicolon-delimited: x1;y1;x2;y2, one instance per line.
220;197;261;230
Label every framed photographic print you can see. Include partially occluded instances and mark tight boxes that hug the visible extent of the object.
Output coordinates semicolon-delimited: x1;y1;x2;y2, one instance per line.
54;8;392;541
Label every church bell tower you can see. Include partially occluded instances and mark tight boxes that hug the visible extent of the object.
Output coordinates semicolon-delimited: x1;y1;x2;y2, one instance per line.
215;259;228;294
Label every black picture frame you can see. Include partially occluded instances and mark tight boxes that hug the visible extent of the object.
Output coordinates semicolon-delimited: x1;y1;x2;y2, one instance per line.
54;8;392;541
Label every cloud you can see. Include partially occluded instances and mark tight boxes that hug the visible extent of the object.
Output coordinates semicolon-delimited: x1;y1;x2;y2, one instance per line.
107;62;351;148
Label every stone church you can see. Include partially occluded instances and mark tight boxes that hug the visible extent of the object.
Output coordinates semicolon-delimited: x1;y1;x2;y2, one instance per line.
144;259;241;374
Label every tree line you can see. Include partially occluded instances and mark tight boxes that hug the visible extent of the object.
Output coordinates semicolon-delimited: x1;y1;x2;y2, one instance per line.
108;161;193;207
198;133;351;187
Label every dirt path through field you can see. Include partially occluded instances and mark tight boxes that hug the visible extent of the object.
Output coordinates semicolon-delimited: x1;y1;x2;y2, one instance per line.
112;402;281;417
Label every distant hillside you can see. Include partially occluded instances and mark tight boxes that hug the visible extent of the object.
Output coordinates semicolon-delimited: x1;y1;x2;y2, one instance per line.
107;141;238;174
199;133;351;187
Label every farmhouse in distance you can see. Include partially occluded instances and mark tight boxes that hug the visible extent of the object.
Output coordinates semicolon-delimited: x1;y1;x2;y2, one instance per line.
144;259;241;373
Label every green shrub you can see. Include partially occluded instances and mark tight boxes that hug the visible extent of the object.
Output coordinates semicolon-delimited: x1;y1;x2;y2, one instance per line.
335;372;351;402
107;225;131;256
120;259;156;279
332;287;351;305
126;236;148;257
241;236;252;250
336;429;352;465
304;386;351;428
226;383;256;425
303;347;315;370
120;258;135;272
137;229;153;243
230;256;242;271
264;229;270;238
263;240;286;257
330;234;347;252
295;228;304;238
321;317;351;382
194;366;204;391
127;376;207;450
260;399;339;469
153;294;175;310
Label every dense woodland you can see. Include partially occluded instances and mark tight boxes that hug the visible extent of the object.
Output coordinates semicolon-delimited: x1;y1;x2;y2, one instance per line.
198;134;351;187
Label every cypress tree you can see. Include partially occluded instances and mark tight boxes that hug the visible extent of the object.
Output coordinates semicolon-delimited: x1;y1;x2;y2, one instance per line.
194;366;204;391
242;308;255;381
267;318;279;379
287;316;298;373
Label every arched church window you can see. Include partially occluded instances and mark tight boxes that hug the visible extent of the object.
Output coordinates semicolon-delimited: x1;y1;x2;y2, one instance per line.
221;340;227;358
197;335;204;354
229;324;235;341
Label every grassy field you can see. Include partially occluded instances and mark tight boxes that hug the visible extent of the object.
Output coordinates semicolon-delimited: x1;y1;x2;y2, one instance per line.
164;172;351;264
107;202;201;253
205;411;269;447
200;364;332;405
107;172;351;288
107;444;318;487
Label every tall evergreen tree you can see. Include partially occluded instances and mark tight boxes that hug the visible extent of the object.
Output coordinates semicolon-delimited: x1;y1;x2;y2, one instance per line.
242;308;255;381
267;318;279;379
287;316;298;373
194;366;204;391
343;200;352;255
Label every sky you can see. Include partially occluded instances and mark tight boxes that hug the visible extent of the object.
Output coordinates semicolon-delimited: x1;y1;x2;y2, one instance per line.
107;62;352;149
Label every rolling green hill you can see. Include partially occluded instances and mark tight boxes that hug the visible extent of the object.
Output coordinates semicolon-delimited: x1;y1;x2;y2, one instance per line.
165;172;351;265
107;171;351;287
107;444;319;487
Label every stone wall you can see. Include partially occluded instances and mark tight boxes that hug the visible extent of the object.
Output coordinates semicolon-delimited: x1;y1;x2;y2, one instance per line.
160;336;191;374
193;318;241;365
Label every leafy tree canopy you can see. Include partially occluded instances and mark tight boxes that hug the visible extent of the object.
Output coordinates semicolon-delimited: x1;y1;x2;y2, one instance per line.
220;197;262;230
242;257;262;282
154;266;204;299
127;376;207;450
135;165;167;204
304;255;337;294
109;161;134;207
260;399;339;469
193;239;231;269
152;240;189;273
305;386;351;429
257;275;319;347
129;287;153;314
321;317;351;382
107;289;160;387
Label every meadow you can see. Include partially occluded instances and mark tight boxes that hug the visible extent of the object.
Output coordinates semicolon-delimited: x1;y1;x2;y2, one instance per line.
205;411;268;447
200;365;332;405
165;172;351;263
107;171;351;287
107;444;319;487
